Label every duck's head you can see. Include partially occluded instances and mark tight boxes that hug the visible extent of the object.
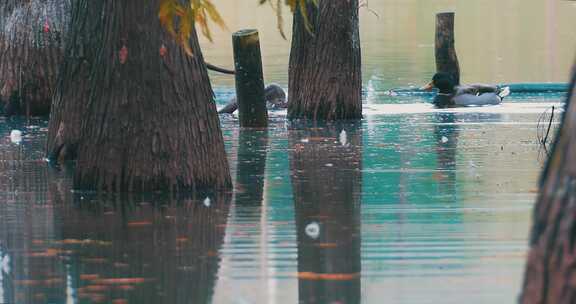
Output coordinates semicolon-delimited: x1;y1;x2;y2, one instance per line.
265;84;287;107
422;72;456;94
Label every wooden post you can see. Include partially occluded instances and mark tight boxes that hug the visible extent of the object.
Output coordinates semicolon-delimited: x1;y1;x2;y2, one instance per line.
435;12;460;85
232;29;268;128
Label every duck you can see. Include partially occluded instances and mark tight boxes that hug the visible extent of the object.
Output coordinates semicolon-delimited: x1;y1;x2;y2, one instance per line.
218;84;287;114
422;72;510;108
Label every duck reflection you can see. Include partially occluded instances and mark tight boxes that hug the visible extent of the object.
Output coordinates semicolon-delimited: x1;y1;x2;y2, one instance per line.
289;121;362;304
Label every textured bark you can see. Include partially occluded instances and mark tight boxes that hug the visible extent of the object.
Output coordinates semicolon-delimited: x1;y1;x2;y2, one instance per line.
288;0;362;121
48;0;231;193
289;122;362;303
0;0;69;116
46;0;107;161
520;65;576;303
435;12;460;85
232;29;268;128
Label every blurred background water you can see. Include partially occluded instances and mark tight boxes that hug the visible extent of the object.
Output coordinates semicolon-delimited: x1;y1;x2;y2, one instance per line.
1;0;576;303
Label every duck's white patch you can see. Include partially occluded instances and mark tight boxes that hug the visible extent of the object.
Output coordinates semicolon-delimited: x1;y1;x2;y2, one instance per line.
10;130;22;144
203;197;211;207
499;86;511;98
305;222;320;239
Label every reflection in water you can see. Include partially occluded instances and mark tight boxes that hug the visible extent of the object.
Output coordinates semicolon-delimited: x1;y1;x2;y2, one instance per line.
0;109;549;303
0;127;65;304
434;113;459;199
234;129;269;207
289;122;362;304
1;167;231;304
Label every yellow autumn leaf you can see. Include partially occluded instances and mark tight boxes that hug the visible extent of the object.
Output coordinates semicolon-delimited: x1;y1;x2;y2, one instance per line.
159;0;316;55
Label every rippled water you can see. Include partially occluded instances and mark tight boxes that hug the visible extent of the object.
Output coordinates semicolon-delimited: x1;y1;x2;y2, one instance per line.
0;100;562;303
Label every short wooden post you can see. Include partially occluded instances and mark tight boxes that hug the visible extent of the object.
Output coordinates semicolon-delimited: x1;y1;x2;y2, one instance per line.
435;12;460;85
232;29;268;128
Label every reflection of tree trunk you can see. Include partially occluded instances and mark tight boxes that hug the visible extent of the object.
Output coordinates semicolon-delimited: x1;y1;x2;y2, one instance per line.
234;129;268;207
0;155;66;304
50;188;232;304
288;1;362;120
289;122;362;304
0;0;69;116
520;68;576;303
434;113;458;197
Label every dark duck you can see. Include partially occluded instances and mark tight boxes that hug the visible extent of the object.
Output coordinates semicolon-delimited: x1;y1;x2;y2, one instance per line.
422;72;510;108
218;84;287;114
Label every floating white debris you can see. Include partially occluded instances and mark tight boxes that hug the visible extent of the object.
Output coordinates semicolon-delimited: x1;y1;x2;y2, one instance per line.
305;222;320;239
441;136;448;143
325;163;333;167
203;197;211;207
301;138;309;143
0;251;10;274
10;130;22;144
339;130;348;146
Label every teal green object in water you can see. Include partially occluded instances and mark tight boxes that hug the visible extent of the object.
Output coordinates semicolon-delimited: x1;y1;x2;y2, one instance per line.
501;83;569;93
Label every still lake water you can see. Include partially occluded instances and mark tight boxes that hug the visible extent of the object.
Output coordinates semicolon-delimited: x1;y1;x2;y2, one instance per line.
1;1;576;303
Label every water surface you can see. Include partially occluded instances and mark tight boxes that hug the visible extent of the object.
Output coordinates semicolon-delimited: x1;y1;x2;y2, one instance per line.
0;101;561;303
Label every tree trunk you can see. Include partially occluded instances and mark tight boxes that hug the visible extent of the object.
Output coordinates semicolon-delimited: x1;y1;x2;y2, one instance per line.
520;63;576;303
46;0;107;161
288;1;362;121
289;122;362;303
48;0;231;193
435;12;460;85
0;0;69;116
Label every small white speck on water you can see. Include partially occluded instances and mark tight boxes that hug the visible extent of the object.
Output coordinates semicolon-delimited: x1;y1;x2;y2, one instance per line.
203;197;211;207
339;130;348;146
305;222;320;239
441;136;448;143
325;163;333;167
0;251;10;274
301;138;309;143
10;130;22;144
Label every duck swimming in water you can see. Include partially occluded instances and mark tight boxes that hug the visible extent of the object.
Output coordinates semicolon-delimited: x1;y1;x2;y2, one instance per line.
422;72;510;108
218;84;287;114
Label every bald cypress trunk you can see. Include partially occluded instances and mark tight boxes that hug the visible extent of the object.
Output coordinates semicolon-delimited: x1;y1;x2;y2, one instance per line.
520;64;576;303
0;0;69;116
46;0;106;161
48;0;231;193
288;1;362;121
